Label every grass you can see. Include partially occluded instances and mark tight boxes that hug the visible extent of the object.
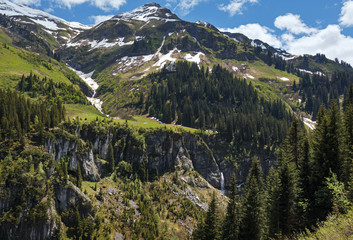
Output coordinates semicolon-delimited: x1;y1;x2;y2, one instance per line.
247;60;299;81
0;44;74;86
64;103;200;133
82;181;97;195
64;104;106;121
112;115;199;133
0;29;12;45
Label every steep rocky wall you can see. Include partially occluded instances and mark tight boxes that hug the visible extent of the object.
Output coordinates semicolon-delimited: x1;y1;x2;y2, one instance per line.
44;125;229;188
44;124;275;190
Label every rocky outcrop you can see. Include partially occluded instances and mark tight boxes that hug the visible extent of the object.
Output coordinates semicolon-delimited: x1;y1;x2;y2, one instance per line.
44;129;100;181
44;124;276;190
0;197;60;240
55;181;93;216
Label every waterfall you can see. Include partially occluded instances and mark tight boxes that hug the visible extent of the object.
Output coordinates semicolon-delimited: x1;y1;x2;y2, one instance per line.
220;172;225;195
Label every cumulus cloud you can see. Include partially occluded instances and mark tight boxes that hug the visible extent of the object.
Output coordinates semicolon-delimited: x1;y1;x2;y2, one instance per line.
274;13;317;35
11;0;41;6
284;25;353;65
339;0;353;27
220;23;282;48
220;10;353;66
89;14;113;25
218;0;258;16
50;0;126;11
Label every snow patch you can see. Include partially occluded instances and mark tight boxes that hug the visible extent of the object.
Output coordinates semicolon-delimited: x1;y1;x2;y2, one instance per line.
66;38;134;49
298;69;313;75
303;117;316;130
113;4;179;23
184;52;204;65
0;0;90;31
280;77;290;81
244;74;255;79
232;66;239;72
251;40;267;50
153;48;179;69
69;67;105;115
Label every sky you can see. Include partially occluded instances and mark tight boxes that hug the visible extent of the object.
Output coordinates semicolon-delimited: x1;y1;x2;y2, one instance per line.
9;0;353;65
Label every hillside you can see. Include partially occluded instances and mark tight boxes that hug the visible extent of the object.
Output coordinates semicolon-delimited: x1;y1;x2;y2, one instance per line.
1;1;353;239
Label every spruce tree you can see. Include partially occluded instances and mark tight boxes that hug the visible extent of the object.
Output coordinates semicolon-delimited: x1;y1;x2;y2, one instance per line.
239;157;265;240
222;174;239;240
204;191;219;240
326;100;343;179
266;168;281;239
343;89;353;199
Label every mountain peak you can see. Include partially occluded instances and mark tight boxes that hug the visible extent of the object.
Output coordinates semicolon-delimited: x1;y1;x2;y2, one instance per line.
113;2;179;22
195;21;219;31
0;0;89;30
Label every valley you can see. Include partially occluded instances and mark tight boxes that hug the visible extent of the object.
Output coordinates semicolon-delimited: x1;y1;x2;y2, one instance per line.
1;0;353;239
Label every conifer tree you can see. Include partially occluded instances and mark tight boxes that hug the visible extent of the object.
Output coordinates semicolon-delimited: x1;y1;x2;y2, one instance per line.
343;86;353;198
266;168;281;238
222;174;239;240
239;157;265;240
204;191;219;240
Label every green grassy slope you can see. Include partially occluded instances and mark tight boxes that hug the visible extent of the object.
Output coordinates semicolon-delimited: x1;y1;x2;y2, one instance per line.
0;43;83;88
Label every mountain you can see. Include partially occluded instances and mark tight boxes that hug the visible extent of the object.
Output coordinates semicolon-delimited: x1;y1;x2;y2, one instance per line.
1;2;353;239
0;0;90;55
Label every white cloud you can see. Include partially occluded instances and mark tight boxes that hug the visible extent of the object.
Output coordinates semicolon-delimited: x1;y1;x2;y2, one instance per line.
50;0;126;11
339;0;353;27
220;23;282;48
11;0;41;6
284;25;353;65
274;13;317;35
220;15;353;66
166;0;207;16
89;14;113;25
91;0;126;11
218;0;258;16
51;0;87;9
45;7;54;13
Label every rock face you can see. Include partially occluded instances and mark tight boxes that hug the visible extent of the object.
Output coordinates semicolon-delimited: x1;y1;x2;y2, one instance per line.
55;181;93;215
44;129;100;181
44;125;232;188
0;193;59;240
44;124;274;190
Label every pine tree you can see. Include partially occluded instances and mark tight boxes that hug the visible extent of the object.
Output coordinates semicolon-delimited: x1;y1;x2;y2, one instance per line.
239;157;265;240
222;174;239;240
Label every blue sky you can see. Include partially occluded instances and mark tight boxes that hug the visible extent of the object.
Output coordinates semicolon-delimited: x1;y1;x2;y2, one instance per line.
10;0;353;65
